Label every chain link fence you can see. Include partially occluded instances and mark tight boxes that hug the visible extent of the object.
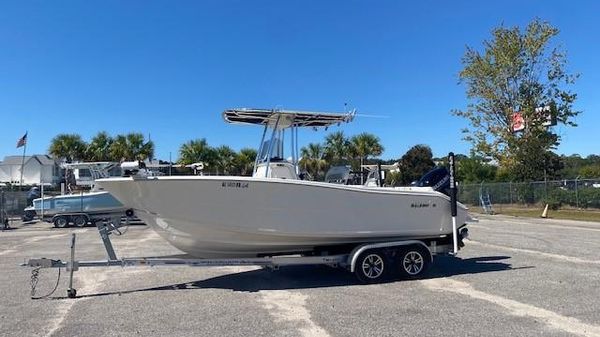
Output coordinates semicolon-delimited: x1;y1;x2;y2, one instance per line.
1;190;28;218
459;178;600;211
0;189;62;220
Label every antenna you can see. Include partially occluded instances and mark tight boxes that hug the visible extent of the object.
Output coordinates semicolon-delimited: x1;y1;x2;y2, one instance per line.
354;113;390;119
343;103;388;119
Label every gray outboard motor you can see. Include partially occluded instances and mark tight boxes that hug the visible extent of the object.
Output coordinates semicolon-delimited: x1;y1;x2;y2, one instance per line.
414;167;451;195
121;161;147;177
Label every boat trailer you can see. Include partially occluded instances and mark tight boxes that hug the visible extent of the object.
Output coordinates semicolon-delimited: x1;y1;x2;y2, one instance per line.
23;213;466;298
23;152;469;299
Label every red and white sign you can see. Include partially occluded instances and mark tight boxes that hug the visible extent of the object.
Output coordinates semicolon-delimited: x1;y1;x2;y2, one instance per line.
512;112;525;132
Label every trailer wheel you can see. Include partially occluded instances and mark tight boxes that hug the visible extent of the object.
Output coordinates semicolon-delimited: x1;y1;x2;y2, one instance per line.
23;210;36;222
73;215;88;227
397;246;430;278
54;216;69;228
354;250;388;284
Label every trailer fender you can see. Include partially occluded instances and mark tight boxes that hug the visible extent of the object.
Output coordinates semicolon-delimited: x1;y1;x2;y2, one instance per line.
348;240;431;273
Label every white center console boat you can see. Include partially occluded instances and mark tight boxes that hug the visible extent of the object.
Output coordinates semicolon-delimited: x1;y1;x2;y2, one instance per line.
97;108;471;258
24;108;472;297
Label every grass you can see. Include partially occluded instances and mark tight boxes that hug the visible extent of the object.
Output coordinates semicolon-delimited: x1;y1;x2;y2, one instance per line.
470;206;600;223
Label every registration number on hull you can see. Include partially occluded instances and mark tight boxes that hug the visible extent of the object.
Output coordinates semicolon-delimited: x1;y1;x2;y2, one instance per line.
411;201;436;208
221;181;249;189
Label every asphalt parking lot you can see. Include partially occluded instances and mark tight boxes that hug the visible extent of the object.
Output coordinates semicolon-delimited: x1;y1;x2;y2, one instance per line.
1;215;599;337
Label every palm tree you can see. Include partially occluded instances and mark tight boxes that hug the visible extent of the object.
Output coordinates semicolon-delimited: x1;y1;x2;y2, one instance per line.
109;133;154;161
126;133;154;161
86;131;113;161
350;133;384;183
300;143;327;180
214;145;236;175
48;134;87;163
138;139;155;161
324;131;350;165
109;135;128;162
178;139;217;172
234;148;257;176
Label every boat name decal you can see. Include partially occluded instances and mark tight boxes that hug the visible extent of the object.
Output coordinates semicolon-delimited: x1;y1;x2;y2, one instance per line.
221;181;249;189
411;201;436;208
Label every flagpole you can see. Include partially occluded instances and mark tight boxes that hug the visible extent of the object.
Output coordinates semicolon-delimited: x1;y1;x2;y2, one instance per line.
19;139;27;190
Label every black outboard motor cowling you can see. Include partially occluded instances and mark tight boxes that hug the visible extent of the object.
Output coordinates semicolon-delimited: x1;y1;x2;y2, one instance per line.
414;167;451;195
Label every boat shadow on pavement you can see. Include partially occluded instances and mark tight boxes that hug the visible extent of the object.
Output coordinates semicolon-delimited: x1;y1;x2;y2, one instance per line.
71;255;533;299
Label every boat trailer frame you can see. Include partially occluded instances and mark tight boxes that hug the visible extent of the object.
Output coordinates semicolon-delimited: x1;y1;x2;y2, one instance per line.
23;215;461;298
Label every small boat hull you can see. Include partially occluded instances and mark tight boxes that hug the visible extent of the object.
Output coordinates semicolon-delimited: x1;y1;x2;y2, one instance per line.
98;176;469;258
30;191;126;218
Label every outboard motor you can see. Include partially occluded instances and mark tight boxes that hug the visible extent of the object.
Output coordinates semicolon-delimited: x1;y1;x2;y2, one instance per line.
325;166;352;184
121;161;147;177
414;167;451;195
26;187;41;206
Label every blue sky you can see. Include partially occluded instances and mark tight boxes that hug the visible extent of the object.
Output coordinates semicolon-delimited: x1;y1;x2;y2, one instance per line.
0;1;598;161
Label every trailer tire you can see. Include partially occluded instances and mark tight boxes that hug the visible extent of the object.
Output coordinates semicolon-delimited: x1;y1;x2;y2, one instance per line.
23;210;36;222
73;215;88;227
397;245;430;279
54;216;69;228
354;249;389;284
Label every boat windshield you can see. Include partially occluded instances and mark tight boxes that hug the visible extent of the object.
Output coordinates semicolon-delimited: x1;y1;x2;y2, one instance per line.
257;137;284;163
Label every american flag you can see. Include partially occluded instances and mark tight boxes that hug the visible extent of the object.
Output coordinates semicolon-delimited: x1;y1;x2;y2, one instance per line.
16;132;27;148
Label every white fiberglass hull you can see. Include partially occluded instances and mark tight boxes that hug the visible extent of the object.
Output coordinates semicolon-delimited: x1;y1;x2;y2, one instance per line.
98;176;469;258
30;191;126;217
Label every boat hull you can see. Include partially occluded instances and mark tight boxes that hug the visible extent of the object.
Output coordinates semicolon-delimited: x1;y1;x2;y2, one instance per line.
31;191;126;218
98;176;469;258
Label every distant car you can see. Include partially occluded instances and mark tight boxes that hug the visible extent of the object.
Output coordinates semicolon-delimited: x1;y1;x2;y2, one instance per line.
593;183;600;188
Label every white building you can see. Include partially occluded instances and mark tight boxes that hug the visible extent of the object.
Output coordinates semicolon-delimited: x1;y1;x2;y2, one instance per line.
0;155;61;186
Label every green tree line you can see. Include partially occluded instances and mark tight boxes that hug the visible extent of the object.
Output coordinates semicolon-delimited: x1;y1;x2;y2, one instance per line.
179;132;387;179
49;132;154;163
297;132;441;186
48;130;600;182
298;131;384;180
178;138;257;176
437;152;600;184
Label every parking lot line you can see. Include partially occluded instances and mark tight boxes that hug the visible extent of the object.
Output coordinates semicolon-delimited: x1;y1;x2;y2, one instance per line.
467;240;600;265
473;220;600;232
422;278;600;337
